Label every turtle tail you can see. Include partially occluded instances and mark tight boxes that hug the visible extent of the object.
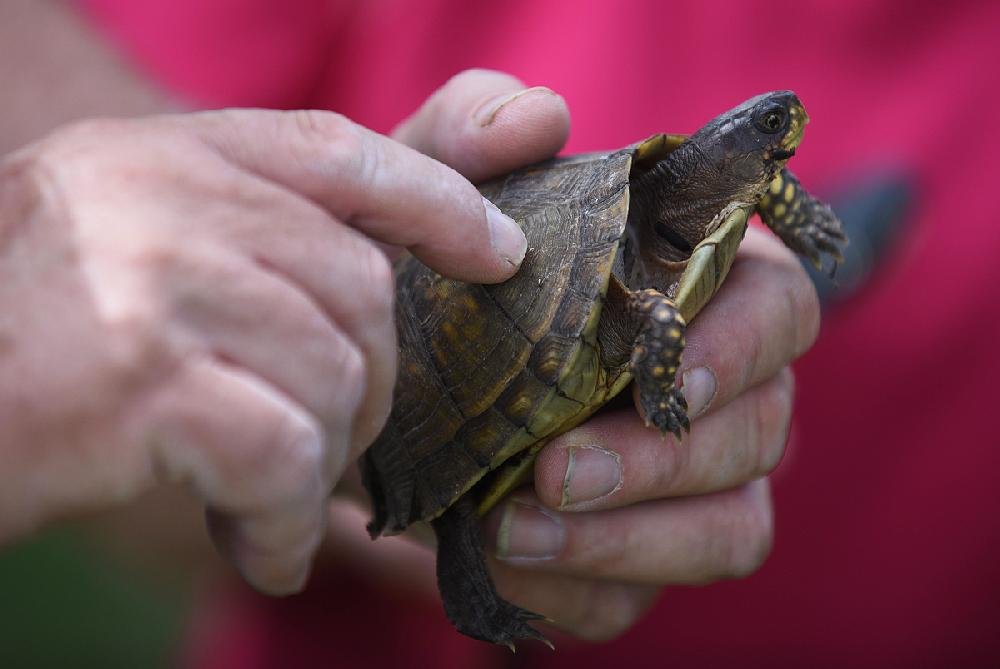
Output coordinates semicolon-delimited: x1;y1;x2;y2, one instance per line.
432;495;552;650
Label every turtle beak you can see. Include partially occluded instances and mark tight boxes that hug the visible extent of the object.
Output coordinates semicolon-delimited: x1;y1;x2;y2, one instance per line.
783;102;809;151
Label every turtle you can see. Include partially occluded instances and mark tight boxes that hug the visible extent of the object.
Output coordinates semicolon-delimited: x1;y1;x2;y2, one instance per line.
362;90;847;648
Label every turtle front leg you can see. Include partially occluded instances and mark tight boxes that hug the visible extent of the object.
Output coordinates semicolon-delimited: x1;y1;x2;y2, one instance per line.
627;289;689;439
758;168;848;270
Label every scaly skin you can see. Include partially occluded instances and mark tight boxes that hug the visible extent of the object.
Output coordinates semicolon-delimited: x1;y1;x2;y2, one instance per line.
626;289;689;438
759;168;847;271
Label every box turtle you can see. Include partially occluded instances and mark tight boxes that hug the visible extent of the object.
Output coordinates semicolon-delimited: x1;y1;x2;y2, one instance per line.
362;91;846;648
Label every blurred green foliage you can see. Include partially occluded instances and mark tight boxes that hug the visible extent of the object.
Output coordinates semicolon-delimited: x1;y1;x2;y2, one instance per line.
0;530;189;668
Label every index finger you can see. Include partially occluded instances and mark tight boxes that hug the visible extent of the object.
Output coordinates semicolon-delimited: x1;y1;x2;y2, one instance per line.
187;109;526;283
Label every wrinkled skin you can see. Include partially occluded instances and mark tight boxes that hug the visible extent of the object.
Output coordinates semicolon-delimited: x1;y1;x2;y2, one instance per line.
0;81;551;594
332;70;818;641
0;62;816;642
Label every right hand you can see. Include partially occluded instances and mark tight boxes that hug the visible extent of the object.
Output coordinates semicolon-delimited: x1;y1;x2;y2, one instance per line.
0;105;544;594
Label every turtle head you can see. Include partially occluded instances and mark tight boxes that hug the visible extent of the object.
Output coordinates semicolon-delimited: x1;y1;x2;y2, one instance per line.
627;91;812;276
688;90;809;191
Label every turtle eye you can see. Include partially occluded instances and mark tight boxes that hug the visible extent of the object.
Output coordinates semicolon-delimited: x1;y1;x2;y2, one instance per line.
754;107;787;134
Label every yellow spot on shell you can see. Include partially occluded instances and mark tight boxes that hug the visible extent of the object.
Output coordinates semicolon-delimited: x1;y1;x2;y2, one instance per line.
461;295;479;311
784;182;795;202
506;393;534;419
769;178;783;195
774;203;787;219
667;327;682;341
652;365;666;378
537;352;562;379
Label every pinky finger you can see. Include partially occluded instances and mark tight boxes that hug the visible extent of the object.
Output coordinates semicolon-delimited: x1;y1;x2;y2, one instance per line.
489;562;661;642
142;357;345;594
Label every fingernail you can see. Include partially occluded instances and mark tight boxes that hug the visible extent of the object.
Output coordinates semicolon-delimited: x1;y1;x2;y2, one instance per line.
682;366;717;418
473;86;553;127
483;196;527;267
559;445;622;509
495;500;565;561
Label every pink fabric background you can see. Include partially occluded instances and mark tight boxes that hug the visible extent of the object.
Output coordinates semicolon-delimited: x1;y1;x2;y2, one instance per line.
78;0;1000;666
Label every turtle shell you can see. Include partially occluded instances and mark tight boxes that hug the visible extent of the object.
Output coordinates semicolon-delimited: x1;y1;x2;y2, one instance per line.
364;134;750;534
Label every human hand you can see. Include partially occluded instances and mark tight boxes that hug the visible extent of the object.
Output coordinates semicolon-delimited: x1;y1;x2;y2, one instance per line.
482;225;816;640
358;69;819;642
0;102;533;594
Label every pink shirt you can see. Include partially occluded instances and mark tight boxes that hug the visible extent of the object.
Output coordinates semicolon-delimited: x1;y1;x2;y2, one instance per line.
79;1;1000;666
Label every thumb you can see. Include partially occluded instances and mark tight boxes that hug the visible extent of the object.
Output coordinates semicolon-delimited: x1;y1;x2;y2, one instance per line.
392;69;571;182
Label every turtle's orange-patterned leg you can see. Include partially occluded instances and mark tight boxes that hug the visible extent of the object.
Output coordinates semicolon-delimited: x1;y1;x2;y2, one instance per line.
432;495;552;650
626;288;689;439
758;168;847;271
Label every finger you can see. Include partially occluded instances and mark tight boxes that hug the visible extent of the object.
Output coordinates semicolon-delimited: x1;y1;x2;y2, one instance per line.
534;368;793;510
319;498;439;599
166;214;391;451
676;225;820;419
485;479;773;585
392;68;570;182
188;109;525;283
490;564;660;642
143;357;344;595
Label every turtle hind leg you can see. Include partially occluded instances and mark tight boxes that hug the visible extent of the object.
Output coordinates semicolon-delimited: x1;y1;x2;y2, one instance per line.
626;289;689;439
360;452;388;537
759;168;848;272
432;495;552;650
362;421;418;537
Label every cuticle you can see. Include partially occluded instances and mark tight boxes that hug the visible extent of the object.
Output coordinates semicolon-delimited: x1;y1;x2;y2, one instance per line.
559;444;623;510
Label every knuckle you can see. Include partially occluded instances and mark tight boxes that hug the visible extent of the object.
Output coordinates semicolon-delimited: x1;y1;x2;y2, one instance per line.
752;369;795;476
0;149;54;217
37;118;144;178
785;265;821;358
125;241;182;278
259;412;327;502
288;109;354;144
358;240;395;322
287;110;368;175
331;340;368;422
101;302;174;385
339;340;367;391
445;68;525;92
574;584;653;641
46;116;131;149
650;440;685;495
718;487;774;579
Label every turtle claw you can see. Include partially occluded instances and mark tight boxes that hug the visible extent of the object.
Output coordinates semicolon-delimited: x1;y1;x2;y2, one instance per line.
640;386;689;440
472;602;552;651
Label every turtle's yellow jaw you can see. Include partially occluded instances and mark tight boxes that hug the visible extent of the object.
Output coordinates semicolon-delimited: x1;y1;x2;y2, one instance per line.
783;103;809;151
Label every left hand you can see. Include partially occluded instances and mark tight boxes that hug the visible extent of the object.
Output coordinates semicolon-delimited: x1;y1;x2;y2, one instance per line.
483;223;816;640
335;68;819;642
